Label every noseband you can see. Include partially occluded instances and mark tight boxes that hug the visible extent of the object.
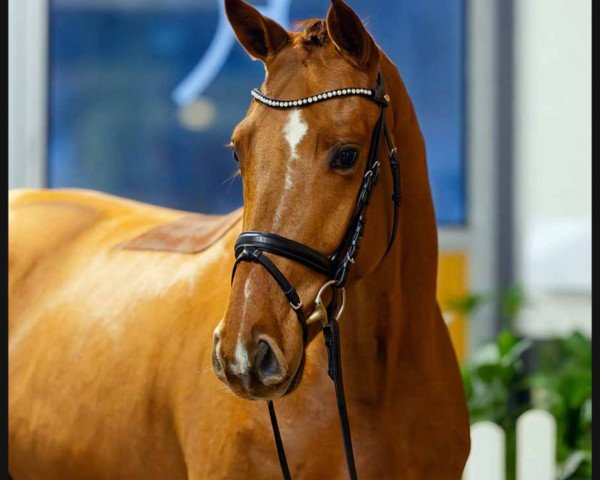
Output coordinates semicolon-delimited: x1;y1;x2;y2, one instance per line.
230;70;401;480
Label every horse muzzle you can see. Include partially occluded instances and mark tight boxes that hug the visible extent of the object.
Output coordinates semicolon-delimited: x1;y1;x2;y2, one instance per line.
212;331;301;400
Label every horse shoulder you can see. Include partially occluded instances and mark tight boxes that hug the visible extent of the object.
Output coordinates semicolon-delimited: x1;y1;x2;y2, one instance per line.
8;188;243;479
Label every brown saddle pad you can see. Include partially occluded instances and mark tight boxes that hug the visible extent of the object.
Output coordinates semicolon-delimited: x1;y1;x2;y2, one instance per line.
121;208;243;254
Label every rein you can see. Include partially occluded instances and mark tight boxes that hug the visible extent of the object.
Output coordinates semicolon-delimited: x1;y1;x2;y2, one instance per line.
230;70;401;480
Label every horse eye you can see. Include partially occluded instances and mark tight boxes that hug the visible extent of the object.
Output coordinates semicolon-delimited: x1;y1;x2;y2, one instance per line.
330;147;359;170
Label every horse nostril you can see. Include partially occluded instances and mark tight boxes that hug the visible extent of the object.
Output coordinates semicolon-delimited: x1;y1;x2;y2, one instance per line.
212;348;222;372
212;334;224;374
254;339;283;384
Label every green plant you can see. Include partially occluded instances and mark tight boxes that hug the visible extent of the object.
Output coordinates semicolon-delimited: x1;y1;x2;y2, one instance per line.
461;330;531;479
448;284;526;331
453;286;592;480
461;330;531;425
529;332;592;480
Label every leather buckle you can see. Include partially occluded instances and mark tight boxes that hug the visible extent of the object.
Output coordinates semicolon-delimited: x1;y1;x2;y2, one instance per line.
290;298;303;311
389;147;399;165
247;247;262;260
371;161;381;185
371;88;390;107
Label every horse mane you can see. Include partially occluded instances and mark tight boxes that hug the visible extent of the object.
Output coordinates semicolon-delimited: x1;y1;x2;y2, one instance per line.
292;19;330;47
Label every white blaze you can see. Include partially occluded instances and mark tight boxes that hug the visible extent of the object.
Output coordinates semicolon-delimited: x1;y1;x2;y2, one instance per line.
274;109;308;227
244;277;251;302
283;109;308;161
228;278;252;378
229;335;250;376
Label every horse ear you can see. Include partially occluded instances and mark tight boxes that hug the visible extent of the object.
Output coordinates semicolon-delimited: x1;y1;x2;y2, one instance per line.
225;0;290;62
325;0;378;67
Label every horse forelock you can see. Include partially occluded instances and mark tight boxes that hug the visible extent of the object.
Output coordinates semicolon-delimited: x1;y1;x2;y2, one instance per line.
292;19;330;47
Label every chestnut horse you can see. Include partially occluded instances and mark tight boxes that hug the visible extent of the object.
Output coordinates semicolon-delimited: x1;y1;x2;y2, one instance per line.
8;1;470;478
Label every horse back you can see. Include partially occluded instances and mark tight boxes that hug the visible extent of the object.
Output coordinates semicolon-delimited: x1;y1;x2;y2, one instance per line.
9;187;242;316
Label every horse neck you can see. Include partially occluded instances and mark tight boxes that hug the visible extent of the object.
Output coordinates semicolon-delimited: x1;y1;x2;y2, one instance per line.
340;56;459;409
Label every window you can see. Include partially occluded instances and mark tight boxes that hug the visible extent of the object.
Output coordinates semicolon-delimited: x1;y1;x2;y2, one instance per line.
48;0;465;224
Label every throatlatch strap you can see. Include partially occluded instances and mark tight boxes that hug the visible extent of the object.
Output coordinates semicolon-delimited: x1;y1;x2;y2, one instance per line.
383;122;401;256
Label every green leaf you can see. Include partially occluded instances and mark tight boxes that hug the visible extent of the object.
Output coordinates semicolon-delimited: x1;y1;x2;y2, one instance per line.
500;284;526;322
502;338;532;366
497;330;518;357
447;292;488;316
580;398;592;426
475;364;505;383
471;344;500;366
558;451;587;480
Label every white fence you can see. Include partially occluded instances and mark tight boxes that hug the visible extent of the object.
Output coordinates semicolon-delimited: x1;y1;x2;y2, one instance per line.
464;409;557;480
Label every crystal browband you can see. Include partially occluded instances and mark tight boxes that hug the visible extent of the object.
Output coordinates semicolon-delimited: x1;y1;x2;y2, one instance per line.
250;87;390;109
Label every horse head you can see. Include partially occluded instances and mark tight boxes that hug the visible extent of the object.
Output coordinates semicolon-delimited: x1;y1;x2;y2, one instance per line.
213;0;408;401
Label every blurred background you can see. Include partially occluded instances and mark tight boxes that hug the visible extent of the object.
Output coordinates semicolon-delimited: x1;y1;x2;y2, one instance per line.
8;0;591;478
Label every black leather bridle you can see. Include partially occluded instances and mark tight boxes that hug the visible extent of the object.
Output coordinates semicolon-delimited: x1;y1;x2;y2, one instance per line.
231;70;401;480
